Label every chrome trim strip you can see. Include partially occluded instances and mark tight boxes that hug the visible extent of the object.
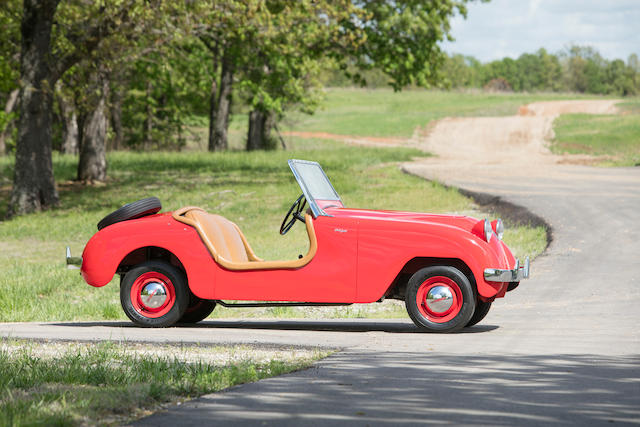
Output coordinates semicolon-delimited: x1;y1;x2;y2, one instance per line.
66;246;82;270
484;256;530;282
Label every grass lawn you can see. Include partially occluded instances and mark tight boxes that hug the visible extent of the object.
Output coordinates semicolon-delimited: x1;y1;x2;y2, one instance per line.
0;138;544;323
0;338;326;426
277;88;603;139
552;98;640;166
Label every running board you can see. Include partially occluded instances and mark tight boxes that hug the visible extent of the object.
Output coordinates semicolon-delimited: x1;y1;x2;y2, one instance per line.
214;300;352;308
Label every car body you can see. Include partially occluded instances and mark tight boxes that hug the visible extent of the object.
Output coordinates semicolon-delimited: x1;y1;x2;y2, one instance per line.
68;159;529;332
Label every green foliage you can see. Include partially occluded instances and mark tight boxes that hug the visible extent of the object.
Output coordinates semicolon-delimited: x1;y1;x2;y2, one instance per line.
0;1;21;150
121;39;212;149
0;1;20;95
1;0;475;152
351;0;469;90
437;45;640;95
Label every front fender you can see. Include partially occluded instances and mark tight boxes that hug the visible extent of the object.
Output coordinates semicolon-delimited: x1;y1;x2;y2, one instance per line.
356;220;512;301
80;213;215;294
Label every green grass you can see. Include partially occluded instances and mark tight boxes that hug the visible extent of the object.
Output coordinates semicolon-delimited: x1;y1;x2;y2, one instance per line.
274;88;604;138
552;99;640;166
0;339;325;426
0;139;543;323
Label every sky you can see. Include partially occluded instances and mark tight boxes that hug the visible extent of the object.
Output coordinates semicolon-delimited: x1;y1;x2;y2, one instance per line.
442;0;639;63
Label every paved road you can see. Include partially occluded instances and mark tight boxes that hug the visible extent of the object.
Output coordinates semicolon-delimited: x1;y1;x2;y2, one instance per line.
2;101;639;425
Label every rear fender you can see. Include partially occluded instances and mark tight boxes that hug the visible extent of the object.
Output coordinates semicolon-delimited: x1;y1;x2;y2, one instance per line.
80;214;215;296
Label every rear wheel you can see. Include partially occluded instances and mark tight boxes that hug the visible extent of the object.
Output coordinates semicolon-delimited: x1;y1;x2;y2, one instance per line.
120;261;188;327
405;266;475;333
466;299;492;327
179;293;216;324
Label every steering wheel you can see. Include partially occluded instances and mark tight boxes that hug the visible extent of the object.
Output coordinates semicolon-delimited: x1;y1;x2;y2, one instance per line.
280;194;307;235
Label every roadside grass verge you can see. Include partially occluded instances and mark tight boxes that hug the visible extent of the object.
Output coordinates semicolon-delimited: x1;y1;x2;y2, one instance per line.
552;98;640;166
0;339;326;426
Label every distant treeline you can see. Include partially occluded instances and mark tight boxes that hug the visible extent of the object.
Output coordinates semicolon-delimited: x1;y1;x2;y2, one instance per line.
324;46;640;96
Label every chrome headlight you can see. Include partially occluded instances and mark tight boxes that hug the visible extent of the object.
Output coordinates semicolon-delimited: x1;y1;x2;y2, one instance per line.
484;219;492;243
492;218;504;240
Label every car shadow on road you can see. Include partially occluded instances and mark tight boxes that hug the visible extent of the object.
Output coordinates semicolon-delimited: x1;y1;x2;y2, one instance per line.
50;320;499;334
136;352;640;426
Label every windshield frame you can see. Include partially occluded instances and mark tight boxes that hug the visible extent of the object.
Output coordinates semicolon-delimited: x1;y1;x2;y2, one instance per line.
288;159;343;217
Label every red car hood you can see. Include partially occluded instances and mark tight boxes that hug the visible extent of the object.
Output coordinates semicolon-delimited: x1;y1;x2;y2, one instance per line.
325;207;479;232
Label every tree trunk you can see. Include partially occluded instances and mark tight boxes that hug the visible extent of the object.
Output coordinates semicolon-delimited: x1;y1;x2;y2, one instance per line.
209;52;233;151
110;84;123;151
77;74;109;182
247;109;276;151
0;89;19;154
207;74;218;151
8;0;60;217
142;80;153;149
58;91;79;155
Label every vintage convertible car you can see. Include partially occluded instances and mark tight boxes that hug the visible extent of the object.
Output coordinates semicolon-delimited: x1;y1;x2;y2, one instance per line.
67;159;529;333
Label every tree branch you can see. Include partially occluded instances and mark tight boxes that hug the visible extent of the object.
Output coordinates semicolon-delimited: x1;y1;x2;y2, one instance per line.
52;1;136;81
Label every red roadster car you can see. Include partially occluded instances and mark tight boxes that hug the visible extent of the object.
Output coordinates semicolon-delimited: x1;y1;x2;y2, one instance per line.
67;159;529;333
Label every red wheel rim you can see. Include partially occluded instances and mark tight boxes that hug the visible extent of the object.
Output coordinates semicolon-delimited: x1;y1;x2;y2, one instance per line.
130;272;176;318
415;276;463;323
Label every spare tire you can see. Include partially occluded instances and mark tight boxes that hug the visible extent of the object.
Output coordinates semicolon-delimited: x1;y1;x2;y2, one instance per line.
97;197;162;230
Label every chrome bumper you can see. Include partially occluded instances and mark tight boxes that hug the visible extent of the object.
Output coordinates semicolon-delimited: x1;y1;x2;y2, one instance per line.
66;246;82;270
484;257;530;282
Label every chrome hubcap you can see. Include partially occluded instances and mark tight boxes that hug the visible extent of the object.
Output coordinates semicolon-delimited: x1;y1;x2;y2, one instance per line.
140;282;168;309
425;286;454;313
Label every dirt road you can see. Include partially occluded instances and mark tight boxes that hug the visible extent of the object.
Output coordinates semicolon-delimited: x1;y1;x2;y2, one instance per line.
2;99;639;425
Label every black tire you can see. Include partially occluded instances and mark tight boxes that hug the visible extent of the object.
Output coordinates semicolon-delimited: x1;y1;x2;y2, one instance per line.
405;266;476;333
98;197;161;230
120;261;188;327
179;293;216;323
466;299;492;327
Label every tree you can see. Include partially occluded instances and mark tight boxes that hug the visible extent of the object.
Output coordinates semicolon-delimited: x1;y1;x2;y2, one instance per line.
350;0;470;90
8;0;140;216
241;0;470;150
120;38;210;151
9;0;62;217
77;66;109;182
190;1;469;152
443;54;480;88
190;2;253;151
0;1;21;154
241;1;362;150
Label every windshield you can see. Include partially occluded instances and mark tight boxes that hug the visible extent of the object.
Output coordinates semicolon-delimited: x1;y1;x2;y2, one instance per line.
288;159;342;217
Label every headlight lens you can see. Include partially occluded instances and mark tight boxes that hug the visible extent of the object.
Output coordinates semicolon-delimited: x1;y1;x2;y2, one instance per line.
492;218;504;240
484;219;492;243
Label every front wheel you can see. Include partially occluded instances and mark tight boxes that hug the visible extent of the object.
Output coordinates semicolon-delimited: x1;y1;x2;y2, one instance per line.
466;299;492;327
120;261;189;327
405;266;475;333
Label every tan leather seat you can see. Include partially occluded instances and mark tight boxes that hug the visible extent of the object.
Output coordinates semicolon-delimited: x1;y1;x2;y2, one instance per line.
173;206;317;270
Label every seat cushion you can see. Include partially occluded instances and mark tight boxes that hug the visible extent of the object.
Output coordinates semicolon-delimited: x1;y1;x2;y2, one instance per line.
185;211;248;263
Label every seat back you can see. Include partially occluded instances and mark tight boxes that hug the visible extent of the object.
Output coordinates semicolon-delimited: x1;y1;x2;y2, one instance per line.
185;211;249;263
173;206;317;271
